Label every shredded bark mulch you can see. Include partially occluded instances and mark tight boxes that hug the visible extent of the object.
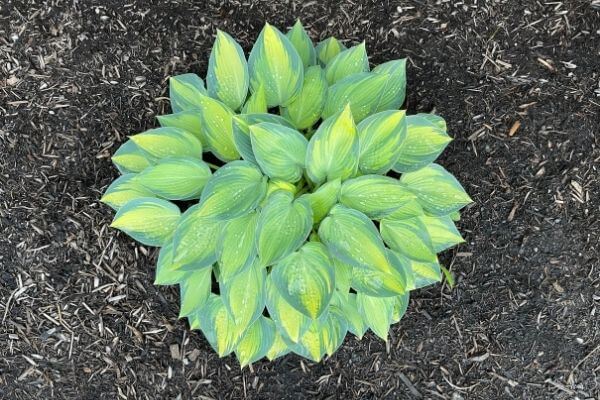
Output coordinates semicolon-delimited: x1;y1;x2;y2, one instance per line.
1;1;599;399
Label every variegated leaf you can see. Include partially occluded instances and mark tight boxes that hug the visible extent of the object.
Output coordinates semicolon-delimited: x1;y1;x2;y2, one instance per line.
154;242;192;286
111;140;151;173
292;304;347;360
232;113;295;164
393;114;452;173
286;19;316;67
281;65;327;130
324;42;369;84
137;157;211;200
130;127;202;161
207;30;249;110
172;204;222;269
199;295;242;356
198;160;267;220
301;178;340;223
194;94;240;161
357;110;407;174
178;267;212;317
339;175;417;219
248;23;304;107
157;110;205;146
356;293;394;341
315;37;346;66
249;122;308;182
256;191;312;266
266;328;292;360
318;204;394;274
266;278;311;342
306;104;359;185
271;242;335;319
333;292;367;339
100;173;155;211
169;73;207;113
216;211;259;281
322;72;388;123
351;264;406;297
241;84;267;114
400;163;472;215
391;292;410;324
110;198;180;246
420;214;464;252
380;216;437;262
220;262;266;331
372;59;407;111
235;316;276;367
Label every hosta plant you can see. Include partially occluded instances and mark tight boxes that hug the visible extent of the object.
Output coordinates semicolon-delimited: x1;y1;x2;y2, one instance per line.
102;21;472;366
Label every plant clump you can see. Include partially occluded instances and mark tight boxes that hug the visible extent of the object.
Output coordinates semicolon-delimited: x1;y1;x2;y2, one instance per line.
102;20;472;366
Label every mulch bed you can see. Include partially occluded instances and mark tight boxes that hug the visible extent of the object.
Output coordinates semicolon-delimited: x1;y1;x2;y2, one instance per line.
1;1;599;399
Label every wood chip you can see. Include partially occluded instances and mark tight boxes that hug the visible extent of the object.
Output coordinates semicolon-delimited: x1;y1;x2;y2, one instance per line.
508;121;521;137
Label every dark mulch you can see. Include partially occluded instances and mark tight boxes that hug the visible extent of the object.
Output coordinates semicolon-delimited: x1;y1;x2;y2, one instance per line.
1;1;599;399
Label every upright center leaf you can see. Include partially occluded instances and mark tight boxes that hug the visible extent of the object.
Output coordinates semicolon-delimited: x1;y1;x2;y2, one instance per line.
305;104;359;185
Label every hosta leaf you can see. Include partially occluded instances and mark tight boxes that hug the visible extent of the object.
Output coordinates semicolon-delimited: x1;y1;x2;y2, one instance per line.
420;214;464;252
372;59;407;111
339;175;417;219
157;110;205;146
332;292;367;338
178;267;212;317
249;122;308;182
410;258;442;289
130;127;202;161
357;110;407;174
216;211;259;281
242;84;267;114
301;178;341;223
420;113;447;131
137;157;211;200
322;72;388;123
380;216;436;262
333;258;353;296
272;242;335;319
318;205;394;274
391;292;410;324
306;104;359;185
356;293;394;341
172;204;222;269
194;94;239;161
387;197;425;220
256;191;312;266
351;265;406;297
248;23;304;107
315;37;346;66
235;316;276;367
220;262;266;331
207;30;249;110
266;179;297;198
100;173;155;211
400;163;472;215
266;329;292;361
292;305;347;361
111;140;151;173
281;65;327;130
232;113;295;164
266;279;311;342
169;73;208;113
154;242;192;285
324;42;369;84
110;198;180;246
286;19;316;67
198;160;267;220
393;115;452;173
200;295;242;356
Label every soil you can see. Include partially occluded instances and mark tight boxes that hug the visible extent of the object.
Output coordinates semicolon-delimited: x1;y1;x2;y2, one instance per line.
1;1;599;399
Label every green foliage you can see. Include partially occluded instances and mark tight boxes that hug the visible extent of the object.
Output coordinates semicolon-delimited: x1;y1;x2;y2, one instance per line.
102;21;472;366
